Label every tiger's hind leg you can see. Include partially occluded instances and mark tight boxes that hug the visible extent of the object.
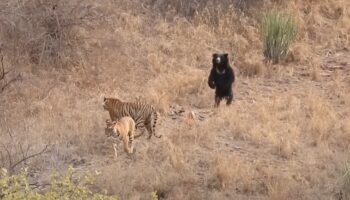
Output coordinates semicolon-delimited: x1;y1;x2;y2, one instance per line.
145;121;153;139
133;128;145;139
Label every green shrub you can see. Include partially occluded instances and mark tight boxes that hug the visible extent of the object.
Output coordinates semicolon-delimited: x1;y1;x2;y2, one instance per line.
0;167;118;200
262;9;297;64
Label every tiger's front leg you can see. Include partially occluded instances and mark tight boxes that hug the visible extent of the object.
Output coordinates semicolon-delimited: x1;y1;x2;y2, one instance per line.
127;131;134;154
122;135;131;154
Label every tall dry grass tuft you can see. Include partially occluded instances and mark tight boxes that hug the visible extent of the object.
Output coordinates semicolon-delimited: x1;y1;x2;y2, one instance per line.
267;176;302;200
304;97;337;145
235;54;265;77
212;155;254;192
145;69;209;108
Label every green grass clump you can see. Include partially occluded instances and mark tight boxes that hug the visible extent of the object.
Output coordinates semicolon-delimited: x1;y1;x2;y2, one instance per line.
0;167;118;200
262;9;297;64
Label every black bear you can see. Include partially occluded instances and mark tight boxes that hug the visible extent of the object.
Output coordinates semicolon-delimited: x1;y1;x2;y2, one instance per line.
208;53;235;107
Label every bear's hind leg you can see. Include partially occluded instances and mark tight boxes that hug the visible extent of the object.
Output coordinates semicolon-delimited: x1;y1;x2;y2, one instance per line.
226;91;233;106
215;96;222;107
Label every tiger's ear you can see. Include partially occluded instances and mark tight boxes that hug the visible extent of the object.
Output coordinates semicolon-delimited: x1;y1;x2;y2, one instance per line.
106;119;113;127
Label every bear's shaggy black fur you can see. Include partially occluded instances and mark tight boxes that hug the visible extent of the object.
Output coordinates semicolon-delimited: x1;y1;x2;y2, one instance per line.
208;53;235;107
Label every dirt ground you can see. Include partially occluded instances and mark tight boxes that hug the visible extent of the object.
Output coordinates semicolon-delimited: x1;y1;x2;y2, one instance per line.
0;0;350;199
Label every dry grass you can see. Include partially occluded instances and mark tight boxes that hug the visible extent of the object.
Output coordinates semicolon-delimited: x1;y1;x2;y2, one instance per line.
235;54;266;77
0;0;95;68
0;0;349;199
212;155;256;192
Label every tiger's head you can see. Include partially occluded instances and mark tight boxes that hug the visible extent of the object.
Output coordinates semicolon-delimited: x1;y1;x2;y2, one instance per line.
105;119;120;138
103;97;122;111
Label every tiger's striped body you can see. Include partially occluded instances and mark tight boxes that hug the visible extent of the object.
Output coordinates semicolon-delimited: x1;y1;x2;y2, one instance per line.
103;97;161;139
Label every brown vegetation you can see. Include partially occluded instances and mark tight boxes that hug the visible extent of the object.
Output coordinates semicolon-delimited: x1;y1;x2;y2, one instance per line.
0;0;349;199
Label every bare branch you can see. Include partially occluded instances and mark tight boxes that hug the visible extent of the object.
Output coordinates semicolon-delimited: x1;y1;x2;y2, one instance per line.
10;144;49;172
19;141;32;165
0;54;4;80
0;54;21;93
0;151;6;168
0;74;21;93
0;143;13;169
38;38;47;66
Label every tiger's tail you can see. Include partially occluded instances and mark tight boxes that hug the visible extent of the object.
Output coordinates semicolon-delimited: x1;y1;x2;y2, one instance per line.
152;111;162;138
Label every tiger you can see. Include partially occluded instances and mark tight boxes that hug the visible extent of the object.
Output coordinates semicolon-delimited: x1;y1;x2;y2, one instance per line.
103;97;162;139
105;117;135;158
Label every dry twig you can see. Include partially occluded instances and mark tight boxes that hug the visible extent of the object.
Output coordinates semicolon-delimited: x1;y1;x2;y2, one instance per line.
10;145;49;173
0;53;21;93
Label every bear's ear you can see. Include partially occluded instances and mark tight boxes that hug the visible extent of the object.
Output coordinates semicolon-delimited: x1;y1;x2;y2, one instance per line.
224;53;228;58
103;97;106;101
212;53;218;58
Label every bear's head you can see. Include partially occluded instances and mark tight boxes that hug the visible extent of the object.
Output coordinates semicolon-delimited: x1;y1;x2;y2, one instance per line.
212;53;229;74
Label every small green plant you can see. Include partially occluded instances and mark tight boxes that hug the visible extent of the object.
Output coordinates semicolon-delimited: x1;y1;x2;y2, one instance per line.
151;191;159;200
0;167;118;200
262;9;297;64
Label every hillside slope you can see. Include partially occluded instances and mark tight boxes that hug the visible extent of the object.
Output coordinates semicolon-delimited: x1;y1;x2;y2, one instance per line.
0;0;350;199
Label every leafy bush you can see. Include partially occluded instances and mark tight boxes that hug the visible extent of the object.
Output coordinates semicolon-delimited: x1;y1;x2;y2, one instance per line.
261;9;297;64
0;167;118;200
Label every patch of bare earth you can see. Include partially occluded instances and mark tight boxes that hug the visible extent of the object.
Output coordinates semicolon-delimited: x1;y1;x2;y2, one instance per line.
0;0;350;199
